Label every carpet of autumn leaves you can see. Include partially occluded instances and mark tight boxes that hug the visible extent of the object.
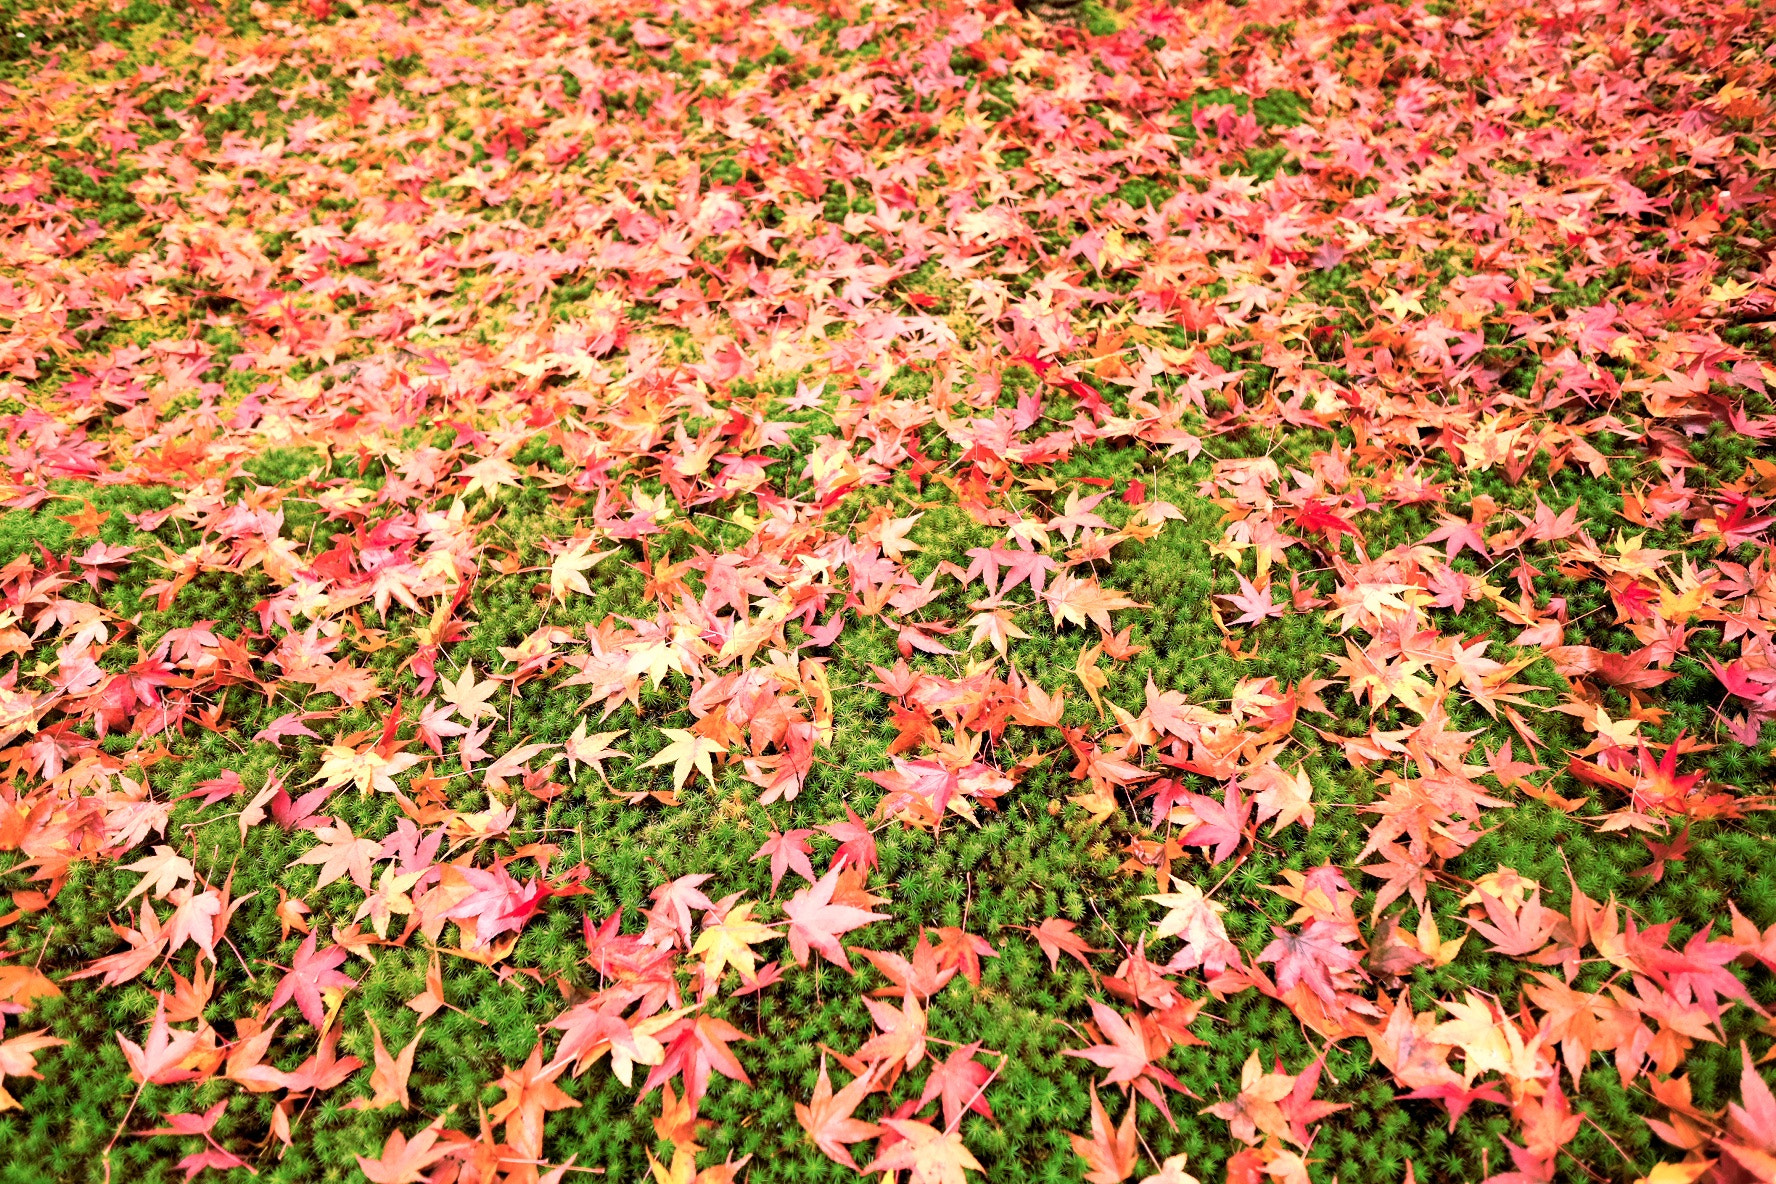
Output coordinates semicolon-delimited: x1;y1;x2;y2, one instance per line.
3;0;1776;1182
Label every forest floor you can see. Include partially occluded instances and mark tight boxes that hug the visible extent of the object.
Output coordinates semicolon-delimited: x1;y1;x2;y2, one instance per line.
1;1;1775;1183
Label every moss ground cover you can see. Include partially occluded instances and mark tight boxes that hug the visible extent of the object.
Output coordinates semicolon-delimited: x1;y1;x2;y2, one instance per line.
0;0;1774;1182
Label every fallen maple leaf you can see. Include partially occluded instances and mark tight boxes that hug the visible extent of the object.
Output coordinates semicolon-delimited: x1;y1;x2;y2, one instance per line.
1204;1051;1297;1147
784;866;889;970
1069;1085;1138;1184
0;965;61;1009
490;1043;580;1165
752;828;817;894
345;1014;420;1112
795;1056;881;1167
116;1004;202;1086
355;1116;464;1184
563;721;626;783
267;933;358;1028
639;728;725;793
863;1118;984;1184
1145;880;1238;975
919;1042;997;1131
690;900;776;986
0;1019;65;1110
1021;916;1104;974
550;537;617;601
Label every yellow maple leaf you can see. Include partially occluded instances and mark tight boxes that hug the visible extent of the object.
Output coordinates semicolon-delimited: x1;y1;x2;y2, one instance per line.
1074;641;1108;718
639;728;724;793
1634;1162;1714;1184
550;537;617;601
690;902;776;985
314;743;424;796
1413;910;1466;967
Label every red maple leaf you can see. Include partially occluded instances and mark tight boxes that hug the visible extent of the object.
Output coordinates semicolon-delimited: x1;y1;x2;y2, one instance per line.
1018;916;1104;974
267;933;357;1028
